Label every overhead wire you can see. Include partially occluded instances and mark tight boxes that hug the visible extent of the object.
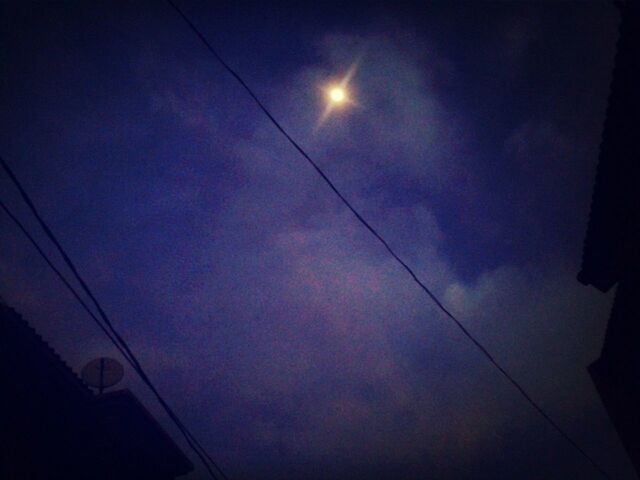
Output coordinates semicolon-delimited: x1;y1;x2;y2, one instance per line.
165;1;611;478
0;198;127;360
0;156;229;480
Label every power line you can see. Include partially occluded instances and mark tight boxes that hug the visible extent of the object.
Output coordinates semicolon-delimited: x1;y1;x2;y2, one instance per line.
0;198;127;359
0;158;227;480
165;1;611;478
0;198;215;474
0;156;229;480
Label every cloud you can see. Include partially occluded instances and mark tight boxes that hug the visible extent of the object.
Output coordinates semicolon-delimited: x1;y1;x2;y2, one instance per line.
103;27;632;479
1;16;633;480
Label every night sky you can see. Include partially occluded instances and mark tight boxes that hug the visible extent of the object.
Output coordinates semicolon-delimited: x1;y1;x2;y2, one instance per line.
0;1;633;479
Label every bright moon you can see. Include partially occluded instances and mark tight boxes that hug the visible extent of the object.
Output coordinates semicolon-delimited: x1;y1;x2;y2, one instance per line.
317;65;358;128
329;87;346;103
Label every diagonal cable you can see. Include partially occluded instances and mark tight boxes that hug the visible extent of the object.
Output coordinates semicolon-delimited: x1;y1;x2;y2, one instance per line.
0;198;128;361
0;156;228;480
165;1;611;478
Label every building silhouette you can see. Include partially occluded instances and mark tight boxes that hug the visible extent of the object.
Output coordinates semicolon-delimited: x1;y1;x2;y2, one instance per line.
578;1;640;476
0;300;193;479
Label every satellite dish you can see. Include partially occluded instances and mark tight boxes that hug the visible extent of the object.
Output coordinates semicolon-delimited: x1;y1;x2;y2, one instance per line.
81;357;124;394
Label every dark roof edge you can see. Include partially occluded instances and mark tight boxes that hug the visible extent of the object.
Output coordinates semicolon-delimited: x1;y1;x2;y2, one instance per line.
578;2;638;289
0;302;94;399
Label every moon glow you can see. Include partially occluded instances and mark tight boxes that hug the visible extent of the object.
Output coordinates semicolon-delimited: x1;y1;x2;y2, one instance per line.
329;87;346;103
316;62;360;129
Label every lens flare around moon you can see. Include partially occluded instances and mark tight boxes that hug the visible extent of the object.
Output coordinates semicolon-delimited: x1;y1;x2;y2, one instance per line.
316;61;360;130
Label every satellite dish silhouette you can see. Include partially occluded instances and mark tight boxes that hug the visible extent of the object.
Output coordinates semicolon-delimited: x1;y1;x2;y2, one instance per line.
81;357;124;394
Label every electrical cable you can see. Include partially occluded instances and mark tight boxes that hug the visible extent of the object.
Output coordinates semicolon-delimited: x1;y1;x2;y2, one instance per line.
0;156;228;480
0;198;128;361
165;2;611;478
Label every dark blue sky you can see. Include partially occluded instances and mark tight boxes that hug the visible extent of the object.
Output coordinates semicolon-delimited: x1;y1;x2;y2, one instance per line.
0;1;633;479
